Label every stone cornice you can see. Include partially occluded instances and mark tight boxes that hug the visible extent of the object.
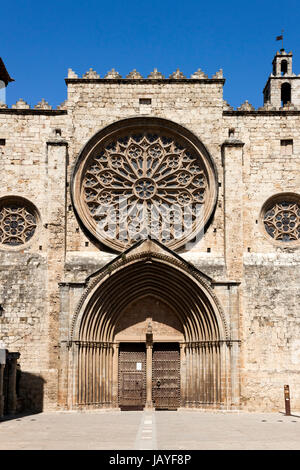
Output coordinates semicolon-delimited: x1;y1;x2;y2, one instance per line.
65;78;225;85
0;109;67;115
223;110;300;116
266;75;300;80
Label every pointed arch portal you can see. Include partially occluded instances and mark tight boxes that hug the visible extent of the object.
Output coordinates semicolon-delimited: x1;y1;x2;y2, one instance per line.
65;241;236;410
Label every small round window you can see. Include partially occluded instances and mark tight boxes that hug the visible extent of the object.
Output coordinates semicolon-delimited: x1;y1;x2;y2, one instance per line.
0;196;38;247
262;193;300;244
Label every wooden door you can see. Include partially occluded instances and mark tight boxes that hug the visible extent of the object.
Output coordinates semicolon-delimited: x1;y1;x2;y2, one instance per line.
118;343;146;410
152;343;180;410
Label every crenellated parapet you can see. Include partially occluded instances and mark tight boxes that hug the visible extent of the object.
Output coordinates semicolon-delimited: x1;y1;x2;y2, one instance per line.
126;69;143;79
237;100;255;111
104;68;122;79
56;100;68;110
82;68;100;79
190;68;208;79
169;69;186;79
66;66;225;81
12;98;30;109
147;68;165;79
34;98;52;110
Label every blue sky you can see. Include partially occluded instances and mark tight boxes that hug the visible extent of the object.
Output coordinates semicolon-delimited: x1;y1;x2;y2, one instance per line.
1;0;300;109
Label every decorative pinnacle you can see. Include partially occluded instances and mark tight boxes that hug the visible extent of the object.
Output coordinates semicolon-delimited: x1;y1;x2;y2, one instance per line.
190;68;208;79
212;69;223;79
223;100;233;111
12;98;30;109
105;68;122;78
68;68;78;78
237;100;255;111
82;68;100;79
147;68;164;79
34;98;52;110
169;69;186;79
126;69;143;79
57;100;68;110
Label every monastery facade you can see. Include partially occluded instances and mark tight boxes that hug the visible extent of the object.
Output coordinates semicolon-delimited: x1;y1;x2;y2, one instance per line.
0;50;299;413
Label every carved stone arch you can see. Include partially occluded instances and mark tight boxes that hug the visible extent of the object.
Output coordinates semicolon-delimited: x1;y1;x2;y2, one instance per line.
68;240;234;411
71;117;218;252
70;243;229;342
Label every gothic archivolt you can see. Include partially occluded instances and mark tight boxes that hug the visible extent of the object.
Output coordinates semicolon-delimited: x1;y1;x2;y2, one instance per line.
72;117;218;251
70;246;229;343
68;245;231;409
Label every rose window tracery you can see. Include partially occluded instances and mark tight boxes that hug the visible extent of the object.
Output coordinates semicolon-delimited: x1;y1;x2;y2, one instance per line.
263;199;300;242
0;200;37;246
73;121;217;251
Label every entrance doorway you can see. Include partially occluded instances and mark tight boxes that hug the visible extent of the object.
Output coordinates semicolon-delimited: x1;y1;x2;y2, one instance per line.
118;342;180;410
71;249;232;411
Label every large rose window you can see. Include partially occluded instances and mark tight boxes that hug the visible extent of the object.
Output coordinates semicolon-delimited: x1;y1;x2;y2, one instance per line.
72;119;217;251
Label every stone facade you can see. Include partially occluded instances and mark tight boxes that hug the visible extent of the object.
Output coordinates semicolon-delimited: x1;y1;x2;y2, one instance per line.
0;50;299;413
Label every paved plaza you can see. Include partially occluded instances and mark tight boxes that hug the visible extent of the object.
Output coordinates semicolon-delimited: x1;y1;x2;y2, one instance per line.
0;410;299;450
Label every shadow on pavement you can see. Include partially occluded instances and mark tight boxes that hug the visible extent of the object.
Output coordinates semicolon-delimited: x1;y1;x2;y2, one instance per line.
278;411;300;418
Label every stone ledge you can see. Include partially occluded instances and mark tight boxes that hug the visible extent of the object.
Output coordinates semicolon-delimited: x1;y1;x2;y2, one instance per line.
222;139;244;147
65;78;226;85
0;109;67;115
46;139;68;146
223;110;300;116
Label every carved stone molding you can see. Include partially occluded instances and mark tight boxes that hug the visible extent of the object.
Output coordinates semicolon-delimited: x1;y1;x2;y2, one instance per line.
70;245;229;342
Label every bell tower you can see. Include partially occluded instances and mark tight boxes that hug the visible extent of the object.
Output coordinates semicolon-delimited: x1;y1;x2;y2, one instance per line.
263;49;300;108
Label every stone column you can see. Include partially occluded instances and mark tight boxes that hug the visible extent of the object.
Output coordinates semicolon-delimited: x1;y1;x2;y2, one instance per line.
0;364;5;418
145;344;153;409
222;139;244;281
0;349;6;417
219;341;228;408
46;138;68;409
228;283;241;409
58;283;70;409
69;342;79;410
7;352;20;415
230;341;240;408
112;343;120;408
179;343;186;408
